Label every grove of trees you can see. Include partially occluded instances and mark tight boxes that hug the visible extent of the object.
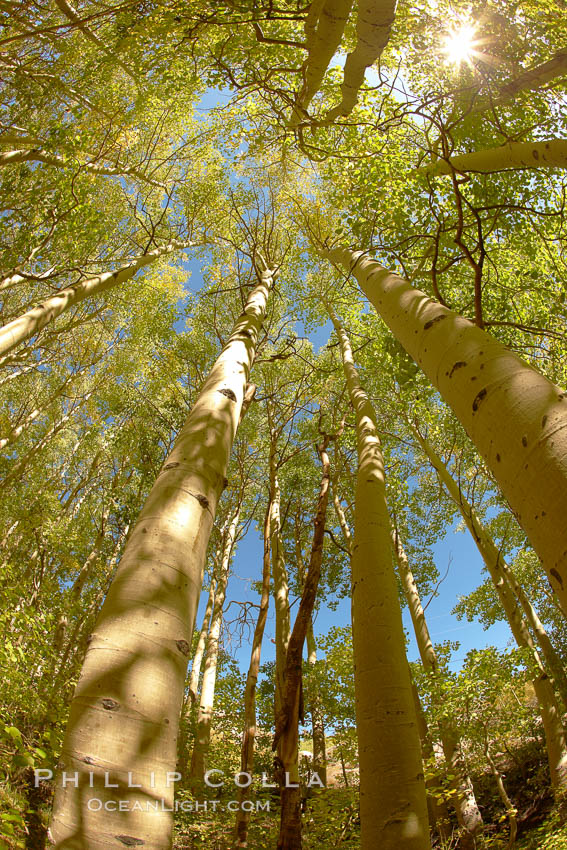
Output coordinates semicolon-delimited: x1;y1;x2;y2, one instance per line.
1;1;567;848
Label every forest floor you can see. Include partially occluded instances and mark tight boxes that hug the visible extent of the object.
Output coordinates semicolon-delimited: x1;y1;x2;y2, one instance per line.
1;788;566;848
170;739;567;849
2;741;567;848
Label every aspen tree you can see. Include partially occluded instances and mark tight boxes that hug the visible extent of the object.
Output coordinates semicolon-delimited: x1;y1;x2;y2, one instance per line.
392;526;484;848
273;437;331;850
295;509;327;785
428;51;567;156
504;566;567;713
410;425;567;795
324;301;429;849
324;245;567;614
176;572;216;782
324;0;397;121
0;241;191;358
189;574;218;705
234;502;271;848
60;456;102;520
494;47;567;97
0;363;40;387
409;676;452;843
425;139;567;175
484;734;518;847
52;0;137;81
0;368;85;450
48;261;275;850
1;394;92;488
331;471;353;555
410;420;567;712
303;0;325;45
70;508;109;600
0;519;19;549
269;432;291;724
190;508;240;785
0;148;166;188
0;65;110;116
305;624;326;785
0;407;42;449
465;47;567;117
65;464;129;603
290;0;353;126
268;433;296;846
46;524;131;705
184;432;255;763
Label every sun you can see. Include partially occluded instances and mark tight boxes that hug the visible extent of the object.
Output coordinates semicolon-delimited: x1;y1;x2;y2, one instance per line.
442;23;479;68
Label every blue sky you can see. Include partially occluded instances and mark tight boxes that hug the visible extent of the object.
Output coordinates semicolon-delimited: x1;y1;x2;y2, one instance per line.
184;82;513;680
204;432;512;678
179;251;513;675
178;260;511;678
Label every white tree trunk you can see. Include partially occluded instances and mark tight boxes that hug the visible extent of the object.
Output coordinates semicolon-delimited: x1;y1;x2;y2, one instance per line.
0;241;190;357
324;245;567;614
48;264;274;850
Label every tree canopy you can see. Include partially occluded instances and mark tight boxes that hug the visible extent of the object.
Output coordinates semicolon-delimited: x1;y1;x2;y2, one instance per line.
1;1;567;849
